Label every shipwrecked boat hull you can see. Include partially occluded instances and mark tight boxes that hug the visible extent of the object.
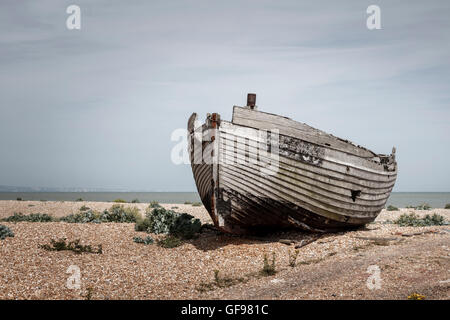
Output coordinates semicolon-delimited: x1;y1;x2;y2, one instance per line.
188;95;397;234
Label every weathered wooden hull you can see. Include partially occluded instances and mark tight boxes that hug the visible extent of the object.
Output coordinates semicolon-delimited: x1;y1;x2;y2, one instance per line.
188;104;397;234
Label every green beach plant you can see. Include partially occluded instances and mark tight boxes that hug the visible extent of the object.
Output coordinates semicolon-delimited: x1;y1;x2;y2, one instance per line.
261;252;277;276
134;217;152;232
0;225;14;240
60;210;102;223
386;205;399;211
100;204;139;222
85;287;94;300
288;249;299;267
133;236;154;245
149;201;161;208
169;213;202;239
415;203;431;210
61;205;139;223
2;213;55;222
197;270;250;292
393;213;447;227
157;235;182;248
140;206;201;239
145;206;178;234
40;238;102;254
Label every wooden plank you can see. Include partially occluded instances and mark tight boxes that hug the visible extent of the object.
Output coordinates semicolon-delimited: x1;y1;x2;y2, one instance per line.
232;106;377;158
220;142;396;195
219;122;397;182
220;165;386;215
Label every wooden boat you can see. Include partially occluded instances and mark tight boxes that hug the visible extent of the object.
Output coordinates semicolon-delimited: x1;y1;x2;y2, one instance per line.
187;94;397;234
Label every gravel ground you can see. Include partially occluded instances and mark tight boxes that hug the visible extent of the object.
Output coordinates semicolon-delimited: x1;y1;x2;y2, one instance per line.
0;201;449;300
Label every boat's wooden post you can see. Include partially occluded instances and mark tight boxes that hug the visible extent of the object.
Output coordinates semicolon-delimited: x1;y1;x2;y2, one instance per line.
210;113;222;227
247;93;256;109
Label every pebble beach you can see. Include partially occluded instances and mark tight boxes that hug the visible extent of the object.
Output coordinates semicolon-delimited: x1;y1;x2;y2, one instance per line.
0;200;449;300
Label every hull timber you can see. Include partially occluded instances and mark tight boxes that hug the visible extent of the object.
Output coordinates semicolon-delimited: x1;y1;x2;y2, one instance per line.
188;96;397;234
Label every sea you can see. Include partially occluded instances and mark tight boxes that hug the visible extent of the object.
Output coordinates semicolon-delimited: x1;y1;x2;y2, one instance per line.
0;192;449;208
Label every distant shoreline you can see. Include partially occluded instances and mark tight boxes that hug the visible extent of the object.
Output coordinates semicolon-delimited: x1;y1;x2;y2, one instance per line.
0;192;449;208
0;192;202;204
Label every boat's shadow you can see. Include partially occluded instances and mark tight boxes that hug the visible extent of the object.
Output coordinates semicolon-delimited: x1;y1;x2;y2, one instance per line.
189;224;371;251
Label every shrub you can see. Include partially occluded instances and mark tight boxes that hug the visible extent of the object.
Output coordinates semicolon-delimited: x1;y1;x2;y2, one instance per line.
184;201;193;205
113;199;127;203
146;207;178;234
191;202;202;207
415;203;431;210
79;205;90;211
60;210;102;223
169;213;202;239
2;213;54;222
0;225;14;240
149;201;161;208
40;238;102;254
85;287;94;300
445;203;450;209
61;205;139;223
213;270;245;288
16;197;22;201
261;252;276;276
405;204;431;210
386;205;398;211
157;235;182;248
76;198;83;202
422;214;446;226
197;270;248;292
133;236;154;245
288;249;299;267
134;218;152;232
140;207;201;239
131;199;140;203
100;205;139;222
393;213;447;227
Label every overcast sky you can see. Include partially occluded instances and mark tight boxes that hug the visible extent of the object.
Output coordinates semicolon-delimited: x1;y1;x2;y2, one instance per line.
0;0;449;192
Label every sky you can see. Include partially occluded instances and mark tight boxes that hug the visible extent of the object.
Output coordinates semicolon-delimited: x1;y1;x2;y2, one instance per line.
0;0;449;192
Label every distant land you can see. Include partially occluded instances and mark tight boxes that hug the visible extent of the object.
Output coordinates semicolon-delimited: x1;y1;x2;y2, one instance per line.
0;185;139;193
0;186;449;208
0;185;447;193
